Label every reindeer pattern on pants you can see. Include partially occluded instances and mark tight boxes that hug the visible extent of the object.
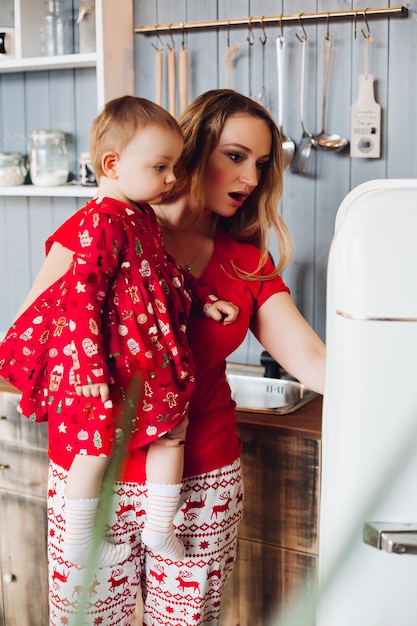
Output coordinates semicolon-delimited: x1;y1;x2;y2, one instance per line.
47;458;243;625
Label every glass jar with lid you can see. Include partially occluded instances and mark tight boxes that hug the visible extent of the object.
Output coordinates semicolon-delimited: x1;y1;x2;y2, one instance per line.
30;130;69;186
0;152;27;186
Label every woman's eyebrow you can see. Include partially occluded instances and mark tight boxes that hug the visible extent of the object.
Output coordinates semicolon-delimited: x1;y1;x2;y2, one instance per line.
221;142;270;158
221;142;249;151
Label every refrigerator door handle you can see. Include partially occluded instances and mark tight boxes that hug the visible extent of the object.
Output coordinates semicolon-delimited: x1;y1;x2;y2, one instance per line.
363;522;417;554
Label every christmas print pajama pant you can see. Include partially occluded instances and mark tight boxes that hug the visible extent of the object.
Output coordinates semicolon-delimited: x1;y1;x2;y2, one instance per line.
47;458;243;625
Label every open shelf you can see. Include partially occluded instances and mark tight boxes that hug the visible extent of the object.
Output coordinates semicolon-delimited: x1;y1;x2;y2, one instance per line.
0;52;97;73
0;184;98;197
0;0;134;109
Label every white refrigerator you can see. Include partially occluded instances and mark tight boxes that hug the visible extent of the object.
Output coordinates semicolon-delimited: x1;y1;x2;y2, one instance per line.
318;179;417;625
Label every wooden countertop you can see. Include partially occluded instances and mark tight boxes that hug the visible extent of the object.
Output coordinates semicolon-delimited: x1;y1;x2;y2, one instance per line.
0;378;20;394
1;376;322;440
0;378;19;394
237;395;323;440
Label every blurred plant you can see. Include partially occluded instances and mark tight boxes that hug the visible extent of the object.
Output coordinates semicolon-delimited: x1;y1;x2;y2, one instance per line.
69;373;142;625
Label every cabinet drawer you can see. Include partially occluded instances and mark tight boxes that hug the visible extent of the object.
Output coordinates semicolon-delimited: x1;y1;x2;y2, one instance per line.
220;537;318;626
0;442;48;498
0;392;48;450
238;427;321;554
0;491;48;626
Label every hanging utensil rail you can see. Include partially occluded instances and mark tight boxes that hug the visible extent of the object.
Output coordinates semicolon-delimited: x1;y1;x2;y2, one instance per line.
135;6;407;35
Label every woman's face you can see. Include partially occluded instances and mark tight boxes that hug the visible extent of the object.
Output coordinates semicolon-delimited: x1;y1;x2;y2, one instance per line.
202;113;272;217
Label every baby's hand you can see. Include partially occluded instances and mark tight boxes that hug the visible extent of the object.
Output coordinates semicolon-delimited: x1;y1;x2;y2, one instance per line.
204;300;239;325
75;382;110;403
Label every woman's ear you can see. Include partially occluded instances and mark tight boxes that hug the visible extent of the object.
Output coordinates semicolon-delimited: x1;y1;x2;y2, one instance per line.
101;151;119;178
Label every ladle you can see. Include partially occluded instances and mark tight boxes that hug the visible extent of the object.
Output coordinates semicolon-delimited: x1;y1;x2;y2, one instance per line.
290;36;313;174
311;34;348;151
276;36;295;169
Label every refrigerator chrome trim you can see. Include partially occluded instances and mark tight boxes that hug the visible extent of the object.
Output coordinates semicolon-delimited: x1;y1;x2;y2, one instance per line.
336;310;417;322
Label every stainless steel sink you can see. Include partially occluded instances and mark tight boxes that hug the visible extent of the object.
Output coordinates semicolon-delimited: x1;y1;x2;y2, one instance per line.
226;374;318;414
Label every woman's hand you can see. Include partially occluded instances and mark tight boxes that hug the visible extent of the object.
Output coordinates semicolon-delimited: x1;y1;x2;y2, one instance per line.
14;242;74;321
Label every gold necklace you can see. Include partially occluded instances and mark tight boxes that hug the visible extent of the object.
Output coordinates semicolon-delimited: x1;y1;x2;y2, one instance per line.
155;202;199;233
156;203;216;273
161;227;203;273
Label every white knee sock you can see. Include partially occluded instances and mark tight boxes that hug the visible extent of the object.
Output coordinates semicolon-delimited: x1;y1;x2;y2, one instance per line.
63;497;131;567
141;482;185;561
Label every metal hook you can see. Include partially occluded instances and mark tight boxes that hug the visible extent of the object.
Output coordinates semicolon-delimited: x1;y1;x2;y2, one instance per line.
151;28;164;51
227;21;231;48
181;22;186;48
295;13;307;43
353;11;358;39
247;17;255;46
277;14;284;43
361;8;371;39
259;16;267;45
167;24;175;50
326;13;331;40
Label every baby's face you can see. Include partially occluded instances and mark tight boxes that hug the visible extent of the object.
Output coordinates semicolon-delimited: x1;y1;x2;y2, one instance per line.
115;126;183;205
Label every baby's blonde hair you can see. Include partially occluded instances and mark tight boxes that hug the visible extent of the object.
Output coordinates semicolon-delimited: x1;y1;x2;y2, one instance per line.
89;95;183;180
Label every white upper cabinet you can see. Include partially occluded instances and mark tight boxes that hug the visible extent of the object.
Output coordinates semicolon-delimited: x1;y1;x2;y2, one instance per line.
0;0;134;109
0;0;134;196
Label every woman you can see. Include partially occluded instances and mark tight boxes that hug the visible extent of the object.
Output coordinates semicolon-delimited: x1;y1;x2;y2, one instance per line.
30;89;325;625
143;89;325;623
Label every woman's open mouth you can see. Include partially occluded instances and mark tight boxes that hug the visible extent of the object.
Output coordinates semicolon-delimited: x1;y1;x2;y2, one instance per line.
229;192;247;207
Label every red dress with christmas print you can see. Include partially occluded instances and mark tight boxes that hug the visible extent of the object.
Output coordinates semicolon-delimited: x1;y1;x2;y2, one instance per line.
0;197;201;468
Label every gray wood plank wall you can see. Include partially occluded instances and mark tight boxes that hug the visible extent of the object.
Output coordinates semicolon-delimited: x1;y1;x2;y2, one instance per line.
1;0;416;367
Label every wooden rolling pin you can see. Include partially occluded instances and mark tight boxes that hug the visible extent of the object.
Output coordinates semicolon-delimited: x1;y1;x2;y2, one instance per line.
168;46;176;116
179;43;188;115
155;46;163;106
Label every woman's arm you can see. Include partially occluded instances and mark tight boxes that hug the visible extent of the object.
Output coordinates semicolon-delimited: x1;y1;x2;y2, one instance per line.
251;291;326;394
14;242;74;320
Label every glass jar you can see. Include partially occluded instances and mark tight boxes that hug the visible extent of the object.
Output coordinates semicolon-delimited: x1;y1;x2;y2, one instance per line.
0;152;26;186
40;0;68;56
30;130;69;186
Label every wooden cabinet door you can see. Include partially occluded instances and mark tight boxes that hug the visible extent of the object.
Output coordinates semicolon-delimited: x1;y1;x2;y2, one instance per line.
220;538;317;626
218;427;321;624
0;492;48;626
238;428;321;554
0;391;48;450
0;442;48;498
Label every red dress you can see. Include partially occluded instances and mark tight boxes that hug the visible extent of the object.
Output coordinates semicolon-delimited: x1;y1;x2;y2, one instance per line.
0;197;202;467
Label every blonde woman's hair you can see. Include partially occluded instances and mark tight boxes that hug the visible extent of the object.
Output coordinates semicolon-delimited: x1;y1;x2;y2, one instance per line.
89;95;183;180
173;89;293;276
